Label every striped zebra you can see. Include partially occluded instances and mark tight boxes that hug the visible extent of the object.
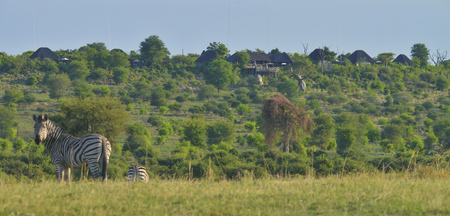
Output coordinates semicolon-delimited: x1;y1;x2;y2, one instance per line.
32;113;111;182
128;165;149;183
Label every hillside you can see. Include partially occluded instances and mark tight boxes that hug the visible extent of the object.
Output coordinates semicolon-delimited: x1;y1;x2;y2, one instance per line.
1;40;450;180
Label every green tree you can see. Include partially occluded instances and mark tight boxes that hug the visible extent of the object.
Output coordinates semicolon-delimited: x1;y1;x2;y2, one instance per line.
244;121;257;132
139;35;170;66
233;51;250;70
3;89;24;106
236;104;252;115
206;121;236;145
0;104;17;139
379;139;395;153
203;58;236;92
424;130;438;152
159;106;168;115
38;58;59;74
22;93;37;106
310;113;335;149
151;86;168;107
197;84;217;100
67;60;90;80
124;122;151;150
0;139;12;152
276;76;300;101
74;82;94;99
157;121;174;145
109;49;129;68
206;42;229;57
57;96;130;143
26;76;38;86
436;76;449;90
269;48;281;54
113;66;130;84
12;138;26;153
246;132;265;151
411;43;429;67
409;136;424;153
47;73;71;99
336;126;356;157
89;68;108;81
376;52;395;66
179;117;207;149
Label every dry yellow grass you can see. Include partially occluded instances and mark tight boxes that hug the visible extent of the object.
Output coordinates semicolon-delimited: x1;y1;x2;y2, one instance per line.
1;168;449;215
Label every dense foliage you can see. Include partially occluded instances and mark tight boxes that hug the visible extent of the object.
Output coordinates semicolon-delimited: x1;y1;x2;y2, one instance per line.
0;39;450;181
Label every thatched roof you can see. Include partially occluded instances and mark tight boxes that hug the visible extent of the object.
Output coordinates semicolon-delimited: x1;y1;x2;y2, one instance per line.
347;50;374;64
227;51;293;64
308;48;323;61
111;48;126;54
195;50;219;63
270;52;293;63
393;54;412;66
29;47;58;60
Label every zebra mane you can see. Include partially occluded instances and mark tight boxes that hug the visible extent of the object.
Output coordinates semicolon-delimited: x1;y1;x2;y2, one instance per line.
43;116;68;134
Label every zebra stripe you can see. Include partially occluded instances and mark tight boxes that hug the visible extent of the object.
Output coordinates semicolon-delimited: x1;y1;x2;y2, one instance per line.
33;113;111;182
128;165;149;183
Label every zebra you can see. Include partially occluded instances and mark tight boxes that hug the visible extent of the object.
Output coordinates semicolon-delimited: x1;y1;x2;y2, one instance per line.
32;113;111;182
128;165;149;183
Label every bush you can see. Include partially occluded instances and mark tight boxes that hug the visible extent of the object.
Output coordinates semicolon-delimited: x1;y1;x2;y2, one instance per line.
147;115;163;127
236;104;252;115
197;85;217;100
12;138;27;153
188;105;204;114
159;106;168;115
422;100;434;110
140;108;148;115
236;94;251;104
175;95;187;103
26;76;38;85
0;139;12;151
126;103;134;111
168;102;182;111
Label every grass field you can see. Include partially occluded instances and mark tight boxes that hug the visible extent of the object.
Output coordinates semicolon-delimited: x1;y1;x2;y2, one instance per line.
1;168;449;215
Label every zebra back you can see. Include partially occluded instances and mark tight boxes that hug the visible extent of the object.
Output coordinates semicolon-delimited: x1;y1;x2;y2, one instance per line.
128;165;149;183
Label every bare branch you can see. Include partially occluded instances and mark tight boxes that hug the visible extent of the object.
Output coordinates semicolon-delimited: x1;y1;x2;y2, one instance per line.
302;43;309;55
430;49;448;66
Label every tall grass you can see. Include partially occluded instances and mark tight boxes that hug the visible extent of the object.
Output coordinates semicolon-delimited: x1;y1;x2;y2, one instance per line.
1;167;449;215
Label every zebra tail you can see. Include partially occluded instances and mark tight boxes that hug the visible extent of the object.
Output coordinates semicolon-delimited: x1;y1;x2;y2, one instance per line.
101;138;109;182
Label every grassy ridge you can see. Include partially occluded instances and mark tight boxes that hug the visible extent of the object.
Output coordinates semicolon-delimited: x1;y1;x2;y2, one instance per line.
1;169;449;215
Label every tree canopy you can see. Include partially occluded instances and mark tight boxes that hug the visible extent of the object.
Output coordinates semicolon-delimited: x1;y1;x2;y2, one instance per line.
206;42;229;57
411;43;429;68
202;58;236;91
56;96;130;143
139;35;170;66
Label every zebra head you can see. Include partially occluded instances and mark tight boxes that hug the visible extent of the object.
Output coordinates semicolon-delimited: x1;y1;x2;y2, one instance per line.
32;113;49;145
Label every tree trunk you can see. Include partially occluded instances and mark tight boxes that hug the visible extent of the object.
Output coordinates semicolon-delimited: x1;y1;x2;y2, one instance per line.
284;128;290;153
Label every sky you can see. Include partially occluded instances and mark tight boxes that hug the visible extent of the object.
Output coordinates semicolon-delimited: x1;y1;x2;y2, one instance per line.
1;0;449;60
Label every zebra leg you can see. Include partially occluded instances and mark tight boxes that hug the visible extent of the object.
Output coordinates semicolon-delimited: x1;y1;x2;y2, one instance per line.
64;167;71;182
55;164;64;183
87;160;102;180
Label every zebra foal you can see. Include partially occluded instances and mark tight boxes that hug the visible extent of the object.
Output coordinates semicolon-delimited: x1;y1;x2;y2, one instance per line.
32;113;111;182
128;165;149;183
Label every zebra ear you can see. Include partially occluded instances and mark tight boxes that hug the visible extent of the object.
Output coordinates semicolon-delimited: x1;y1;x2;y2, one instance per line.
43;114;49;121
32;113;37;121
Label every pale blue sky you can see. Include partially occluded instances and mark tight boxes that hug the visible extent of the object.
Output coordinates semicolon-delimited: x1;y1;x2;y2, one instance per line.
1;0;449;60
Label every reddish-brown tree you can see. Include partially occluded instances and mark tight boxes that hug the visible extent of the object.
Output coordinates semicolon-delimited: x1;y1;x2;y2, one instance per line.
261;94;314;153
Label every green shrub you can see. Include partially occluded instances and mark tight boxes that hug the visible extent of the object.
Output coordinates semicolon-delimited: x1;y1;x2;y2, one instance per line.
159;106;168;115
26;76;38;85
236;104;252;115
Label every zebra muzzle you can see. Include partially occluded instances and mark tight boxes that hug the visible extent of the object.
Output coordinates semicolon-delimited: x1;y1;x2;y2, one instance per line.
35;136;41;145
